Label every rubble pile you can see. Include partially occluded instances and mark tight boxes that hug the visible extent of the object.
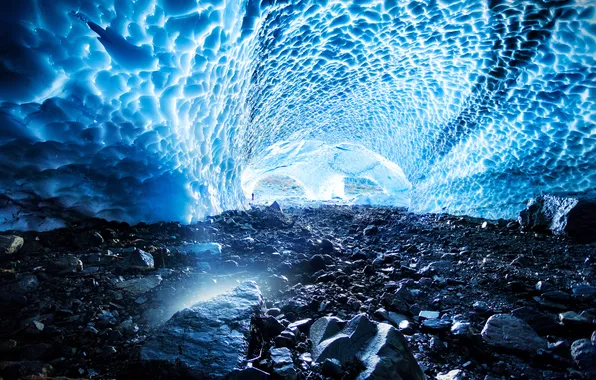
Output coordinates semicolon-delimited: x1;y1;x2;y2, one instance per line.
0;204;595;379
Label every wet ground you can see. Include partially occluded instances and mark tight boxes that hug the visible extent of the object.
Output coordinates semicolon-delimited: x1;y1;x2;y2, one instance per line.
0;204;595;379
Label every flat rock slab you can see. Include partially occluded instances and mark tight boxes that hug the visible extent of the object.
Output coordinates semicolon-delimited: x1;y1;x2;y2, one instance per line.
141;281;264;379
310;314;425;380
481;314;547;355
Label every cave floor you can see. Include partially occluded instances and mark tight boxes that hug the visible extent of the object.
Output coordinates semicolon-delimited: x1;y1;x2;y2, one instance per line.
0;205;595;379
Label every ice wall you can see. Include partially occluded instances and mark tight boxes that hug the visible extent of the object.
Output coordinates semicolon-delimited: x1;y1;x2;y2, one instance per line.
0;0;594;230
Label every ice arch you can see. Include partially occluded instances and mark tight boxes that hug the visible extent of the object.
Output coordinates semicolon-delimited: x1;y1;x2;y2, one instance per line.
242;140;411;205
0;0;594;230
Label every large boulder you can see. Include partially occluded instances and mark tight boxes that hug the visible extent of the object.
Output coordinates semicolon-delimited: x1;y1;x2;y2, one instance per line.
141;281;264;378
310;314;426;380
481;314;547;355
519;194;596;242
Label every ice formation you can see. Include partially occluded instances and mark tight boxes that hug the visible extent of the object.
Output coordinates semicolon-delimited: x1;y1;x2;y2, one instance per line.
0;0;594;230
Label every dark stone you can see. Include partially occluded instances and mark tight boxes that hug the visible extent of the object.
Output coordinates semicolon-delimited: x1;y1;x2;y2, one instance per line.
519;194;596;243
321;358;343;377
126;248;155;270
363;225;378;236
269;201;282;213
259;315;285;339
141;281;264;378
571;339;596;375
511;306;558;335
421;318;452;332
309;254;326;271
481;314;547;354
310;314;425;380
319;239;335;253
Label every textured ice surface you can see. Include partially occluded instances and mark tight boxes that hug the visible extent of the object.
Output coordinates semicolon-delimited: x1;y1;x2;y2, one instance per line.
0;0;595;230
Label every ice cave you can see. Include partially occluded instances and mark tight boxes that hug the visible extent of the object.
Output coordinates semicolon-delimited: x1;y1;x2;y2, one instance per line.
0;0;595;379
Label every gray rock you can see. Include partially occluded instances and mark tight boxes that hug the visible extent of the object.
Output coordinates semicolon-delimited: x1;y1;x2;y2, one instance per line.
481;314;547;354
17;275;39;294
436;369;465;380
115;275;162;295
0;235;24;255
141;281;264;379
419;310;440;319
274;364;297;380
126;248;154;270
374;308;409;328
310;314;425;380
421;318;451;332
518;194;596;243
572;284;596;298
451;322;472;337
570;339;596;375
559;311;595;328
270;347;293;366
310;254;326;271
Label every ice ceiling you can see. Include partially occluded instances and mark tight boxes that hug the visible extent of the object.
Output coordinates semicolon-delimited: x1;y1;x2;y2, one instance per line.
0;0;594;230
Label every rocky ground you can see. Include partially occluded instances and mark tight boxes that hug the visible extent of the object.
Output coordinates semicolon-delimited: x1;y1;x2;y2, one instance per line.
0;204;595;379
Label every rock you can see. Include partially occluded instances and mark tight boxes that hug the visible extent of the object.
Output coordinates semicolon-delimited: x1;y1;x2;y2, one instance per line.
126;248;154;270
398;320;414;335
55;255;84;272
374;308;408;328
419;310;440;320
141;281;264;378
270;347;293;366
319;239;335;253
570;339;596;375
422;318;451;332
115;275;162;295
310;314;425;380
542;290;571;303
559;311;595;329
451;322;472;337
269;201;282;213
481;314;547;354
572;284;596;298
436;369;465;380
511;307;558;335
518;194;596;243
273;364;297;380
259;315;285;339
310;254;327;271
363;225;378;236
535;280;554;293
473;301;489;312
0;235;24;255
270;347;296;380
17;275;39;294
287;318;312;333
321;358;343;377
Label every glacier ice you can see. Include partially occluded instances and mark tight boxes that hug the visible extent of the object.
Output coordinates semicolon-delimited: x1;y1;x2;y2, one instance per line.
0;0;594;230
